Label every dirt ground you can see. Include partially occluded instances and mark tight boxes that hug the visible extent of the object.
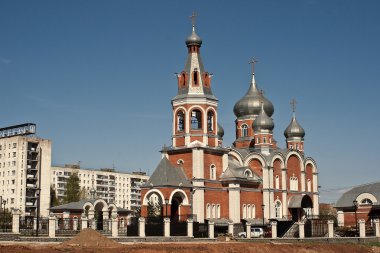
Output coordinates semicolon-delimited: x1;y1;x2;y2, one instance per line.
0;229;378;253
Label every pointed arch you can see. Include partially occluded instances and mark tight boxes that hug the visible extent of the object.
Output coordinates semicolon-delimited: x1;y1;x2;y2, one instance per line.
142;189;165;205
168;189;189;205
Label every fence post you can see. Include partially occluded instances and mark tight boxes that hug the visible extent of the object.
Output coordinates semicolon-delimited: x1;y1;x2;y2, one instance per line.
164;217;170;237
81;214;88;230
271;221;277;239
91;219;96;230
49;214;56;238
33;217;37;231
187;218;193;237
138;217;145;237
337;211;344;227
298;222;305;239
12;209;21;234
208;221;215;239
374;219;379;238
359;219;365;238
228;221;234;236
246;222;252;239
112;215;118;238
327;220;334;238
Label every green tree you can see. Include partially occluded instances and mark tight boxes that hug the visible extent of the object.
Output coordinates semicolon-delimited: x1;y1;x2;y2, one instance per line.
50;185;59;207
79;186;88;200
63;173;81;204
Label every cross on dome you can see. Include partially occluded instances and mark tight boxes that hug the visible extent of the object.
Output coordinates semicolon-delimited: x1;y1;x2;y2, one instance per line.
249;57;259;75
190;11;197;30
290;98;297;113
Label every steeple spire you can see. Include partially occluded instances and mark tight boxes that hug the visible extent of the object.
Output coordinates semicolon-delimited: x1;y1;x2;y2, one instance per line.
249;57;259;86
190;11;197;31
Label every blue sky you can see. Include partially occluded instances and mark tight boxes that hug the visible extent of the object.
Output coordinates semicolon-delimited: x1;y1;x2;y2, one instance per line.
1;1;380;203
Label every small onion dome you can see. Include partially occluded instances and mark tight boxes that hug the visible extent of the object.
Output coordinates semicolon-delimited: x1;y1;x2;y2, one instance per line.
253;103;274;132
185;28;202;47
217;123;224;139
284;114;305;139
233;77;274;118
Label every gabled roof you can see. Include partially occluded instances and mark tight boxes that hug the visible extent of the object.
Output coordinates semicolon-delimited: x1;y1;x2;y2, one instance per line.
220;159;262;183
49;199;94;211
335;181;380;208
143;157;191;188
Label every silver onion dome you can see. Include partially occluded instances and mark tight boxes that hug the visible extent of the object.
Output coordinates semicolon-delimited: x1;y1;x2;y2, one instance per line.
253;104;274;132
284;114;305;139
185;28;202;47
233;76;274;118
217;123;224;139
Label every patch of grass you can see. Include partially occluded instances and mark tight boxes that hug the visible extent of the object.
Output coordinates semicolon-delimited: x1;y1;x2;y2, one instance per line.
366;242;380;247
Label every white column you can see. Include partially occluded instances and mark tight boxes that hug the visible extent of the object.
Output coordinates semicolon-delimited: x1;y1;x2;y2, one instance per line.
246;222;252;239
208;221;215;239
298;222;305;239
138;217;145;237
81;216;88;230
327;220;334;238
359;219;365;238
228;222;234;236
112;217;118;238
164;217;170;237
271;221;277;239
228;183;241;223
73;218;78;231
48;214;56;238
374;219;379;238
337;211;344;227
12;209;21;234
187;218;193;237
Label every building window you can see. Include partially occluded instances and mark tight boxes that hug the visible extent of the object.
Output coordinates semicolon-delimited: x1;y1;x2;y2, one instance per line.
263;137;266;143
191;109;202;129
210;164;216;180
247;204;251;218
275;201;282;218
241;124;248;137
13;143;17;148
361;198;373;205
207;111;214;131
290;176;298;191
12;152;16;157
216;204;221;218
275;175;280;189
193;69;199;85
242;204;247;219
244;169;252;178
307;179;311;192
177;111;185;131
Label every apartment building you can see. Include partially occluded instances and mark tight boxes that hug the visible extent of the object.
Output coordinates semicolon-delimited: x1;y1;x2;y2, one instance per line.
51;165;149;211
0;123;52;217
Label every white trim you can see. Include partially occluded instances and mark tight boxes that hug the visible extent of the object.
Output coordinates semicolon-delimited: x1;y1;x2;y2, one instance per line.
169;189;190;205
142;189;165;205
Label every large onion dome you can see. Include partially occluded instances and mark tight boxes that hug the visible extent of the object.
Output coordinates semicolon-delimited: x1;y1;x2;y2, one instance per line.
253;103;274;131
233;75;274;118
185;27;202;47
217;123;224;139
284;114;305;138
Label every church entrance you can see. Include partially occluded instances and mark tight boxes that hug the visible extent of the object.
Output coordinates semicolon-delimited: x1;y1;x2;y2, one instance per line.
170;192;185;221
288;195;313;221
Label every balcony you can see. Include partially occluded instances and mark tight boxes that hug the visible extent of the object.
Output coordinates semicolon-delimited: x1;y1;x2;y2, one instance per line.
26;183;37;188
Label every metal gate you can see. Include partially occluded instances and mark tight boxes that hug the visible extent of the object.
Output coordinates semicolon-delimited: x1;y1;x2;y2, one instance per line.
145;217;164;236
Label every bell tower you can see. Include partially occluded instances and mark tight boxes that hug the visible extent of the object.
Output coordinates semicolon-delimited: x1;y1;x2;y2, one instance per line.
171;13;219;148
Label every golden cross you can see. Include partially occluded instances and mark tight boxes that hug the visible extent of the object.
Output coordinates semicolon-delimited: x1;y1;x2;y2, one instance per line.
290;98;297;112
190;11;197;27
249;57;259;74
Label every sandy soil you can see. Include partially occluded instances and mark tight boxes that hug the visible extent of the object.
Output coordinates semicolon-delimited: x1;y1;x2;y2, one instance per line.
0;229;377;253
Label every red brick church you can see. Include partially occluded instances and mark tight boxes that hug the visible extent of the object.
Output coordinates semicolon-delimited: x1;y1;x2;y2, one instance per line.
141;17;319;226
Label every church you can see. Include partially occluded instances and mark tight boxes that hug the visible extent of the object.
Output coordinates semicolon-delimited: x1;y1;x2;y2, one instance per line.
141;17;319;226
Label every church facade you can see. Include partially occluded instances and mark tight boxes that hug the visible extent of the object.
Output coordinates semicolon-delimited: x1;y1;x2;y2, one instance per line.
141;20;319;225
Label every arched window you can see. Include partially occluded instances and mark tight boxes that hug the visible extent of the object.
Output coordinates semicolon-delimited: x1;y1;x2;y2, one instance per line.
307;179;311;192
247;204;251;219
275;175;280;189
216;204;221;218
244;169;252;178
251;204;256;218
211;204;216;218
191;109;202;129
242;204;247;219
181;73;186;86
207;111;214;131
206;203;211;219
275;201;282;218
177;111;185;131
361;198;373;205
210;164;216;180
193;69;199;85
290;177;298;191
241;124;248;137
263;137;266;143
296;144;299;150
256;137;260;144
